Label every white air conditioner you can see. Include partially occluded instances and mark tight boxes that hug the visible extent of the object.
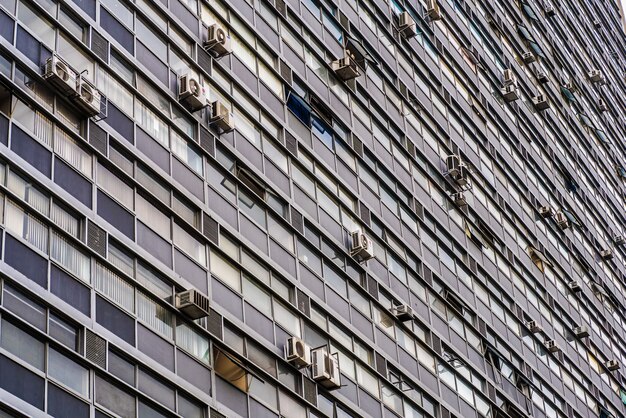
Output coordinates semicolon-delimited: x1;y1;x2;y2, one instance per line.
573;326;589;338
176;289;210;319
545;339;559;353
532;94;550;111
393;304;414;322
426;0;441;20
588;69;604;83
521;51;536;64
312;349;341;389
453;164;469;187
598;99;608;112
398;11;417;38
544;5;555;17
74;77;101;116
43;55;77;96
332;53;361;81
600;249;613;260
536;70;549;84
593;19;601;29
501;84;519;102
503;69;516;85
210;100;234;132
178;74;208;112
204;24;231;57
285;337;311;368
554;211;570;230
606;360;620;371
539;205;554;218
445;155;462;178
350;231;374;261
613;235;625;246
568;281;582;293
527;320;542;333
451;192;467;207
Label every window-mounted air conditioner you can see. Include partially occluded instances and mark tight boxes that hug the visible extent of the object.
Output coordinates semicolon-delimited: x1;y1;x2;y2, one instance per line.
503;69;516;86
350;231;374;261
285;337;311;368
175;289;210;319
501;84;519;102
613;235;625;246
392;304;414;322
588;69;604;84
544;339;559;353
600;249;613;261
536;70;549;84
573;326;589;338
312;349;341;389
605;360;620;371
451;192;467;207
332;52;361;81
568;280;582;293
445;155;462;178
73;77;102;117
532;94;550;111
598;99;608;112
210;100;234;133
204;24;232;57
527;320;542;333
426;0;441;21
521;51;536;64
398;11;417;38
554;211;570;230
539;205;554;218
544;5;555;17
178;74;208;112
43;54;77;96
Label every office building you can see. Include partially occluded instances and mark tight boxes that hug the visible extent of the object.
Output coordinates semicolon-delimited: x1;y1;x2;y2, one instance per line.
0;0;625;416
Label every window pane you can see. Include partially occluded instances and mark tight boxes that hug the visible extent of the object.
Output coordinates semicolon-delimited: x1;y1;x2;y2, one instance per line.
0;318;44;370
48;348;89;397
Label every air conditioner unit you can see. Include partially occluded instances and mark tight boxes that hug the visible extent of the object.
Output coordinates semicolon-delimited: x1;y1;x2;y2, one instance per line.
593;19;601;29
393;304;414;322
426;0;441;20
453;164;469;187
613;235;625;246
445;154;462;178
544;5;555;17
43;55;77;96
175;289;210;319
539;205;554;218
73;77;102;116
451;192;467;206
554;211;570;230
332;53;361;81
568;280;582;292
605;360;620;371
527;320;542;333
545;339;559;353
350;231;374;261
598;99;608;112
536;70;549;84
312;349;341;389
503;69;516;85
210;100;234;132
600;249;613;260
204;24;232;57
573;326;589;338
532;94;550;111
178;74;208;112
588;69;604;83
521;51;536;64
285;337;311;368
501;84;519;102
398;11;417;38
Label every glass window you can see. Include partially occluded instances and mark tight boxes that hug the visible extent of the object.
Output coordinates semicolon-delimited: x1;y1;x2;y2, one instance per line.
0;318;44;370
210;251;241;291
242;275;271;317
48;348;89;396
49;313;79;351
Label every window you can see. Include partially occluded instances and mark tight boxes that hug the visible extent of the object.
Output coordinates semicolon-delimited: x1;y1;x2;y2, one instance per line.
214;349;250;392
48;347;89;396
0;318;45;370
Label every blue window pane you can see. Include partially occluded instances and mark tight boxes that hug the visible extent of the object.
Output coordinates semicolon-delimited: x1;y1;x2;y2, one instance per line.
286;93;311;126
311;115;333;149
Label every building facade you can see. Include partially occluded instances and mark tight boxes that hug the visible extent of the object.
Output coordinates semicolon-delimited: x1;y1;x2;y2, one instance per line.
0;0;625;416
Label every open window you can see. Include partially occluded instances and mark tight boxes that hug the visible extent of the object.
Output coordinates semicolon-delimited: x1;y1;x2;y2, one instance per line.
213;348;258;392
527;245;551;272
